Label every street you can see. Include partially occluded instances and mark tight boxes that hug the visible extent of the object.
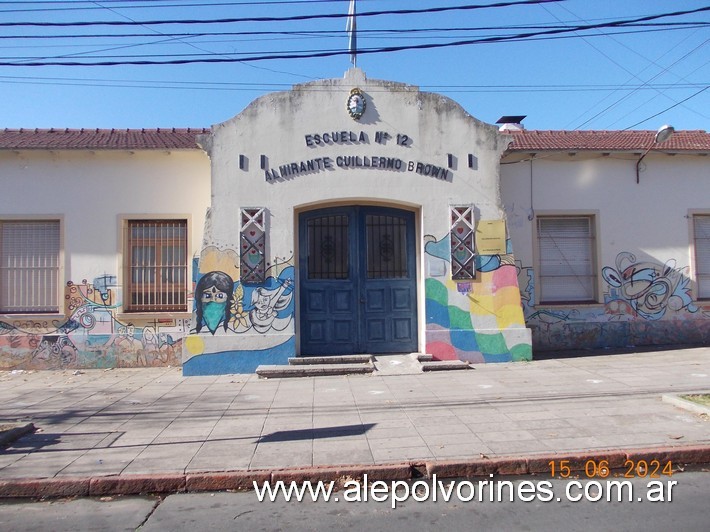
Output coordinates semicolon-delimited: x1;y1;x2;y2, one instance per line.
0;470;708;531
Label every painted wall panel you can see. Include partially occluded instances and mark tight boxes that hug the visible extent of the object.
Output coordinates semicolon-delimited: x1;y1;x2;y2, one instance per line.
0;149;210;369
501;151;710;352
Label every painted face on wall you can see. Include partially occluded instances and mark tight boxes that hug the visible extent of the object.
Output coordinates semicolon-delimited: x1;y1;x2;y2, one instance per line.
195;271;234;335
201;285;229;334
253;289;272;313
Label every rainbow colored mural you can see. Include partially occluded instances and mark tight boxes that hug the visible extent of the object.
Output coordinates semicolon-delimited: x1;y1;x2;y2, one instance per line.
424;233;532;363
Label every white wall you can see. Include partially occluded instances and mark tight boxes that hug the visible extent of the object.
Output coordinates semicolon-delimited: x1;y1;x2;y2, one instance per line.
0;149;211;284
501;149;710;350
501;152;710;272
204;68;509;254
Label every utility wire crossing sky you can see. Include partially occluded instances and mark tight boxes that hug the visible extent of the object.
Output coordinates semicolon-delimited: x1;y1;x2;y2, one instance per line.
0;0;707;131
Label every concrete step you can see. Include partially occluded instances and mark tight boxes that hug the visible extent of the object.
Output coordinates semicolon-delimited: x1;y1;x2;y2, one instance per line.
417;353;434;362
420;360;471;371
288;355;374;365
256;363;374;378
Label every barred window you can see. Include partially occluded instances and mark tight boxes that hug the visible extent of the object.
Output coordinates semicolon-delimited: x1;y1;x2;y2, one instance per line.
450;205;476;280
240;208;266;284
0;220;60;314
537;216;597;304
125;219;187;312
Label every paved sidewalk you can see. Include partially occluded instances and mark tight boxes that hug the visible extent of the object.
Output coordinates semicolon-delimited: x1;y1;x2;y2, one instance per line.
0;347;708;497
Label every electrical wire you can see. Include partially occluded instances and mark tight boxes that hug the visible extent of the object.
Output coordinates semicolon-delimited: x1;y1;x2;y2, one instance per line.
1;8;708;66
0;1;570;27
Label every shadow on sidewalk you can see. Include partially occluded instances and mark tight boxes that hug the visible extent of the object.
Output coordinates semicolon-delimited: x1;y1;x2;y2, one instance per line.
258;423;376;443
534;343;700;360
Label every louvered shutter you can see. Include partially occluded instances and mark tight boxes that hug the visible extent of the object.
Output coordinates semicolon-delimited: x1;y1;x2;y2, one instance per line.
694;215;710;299
0;220;60;313
538;217;596;303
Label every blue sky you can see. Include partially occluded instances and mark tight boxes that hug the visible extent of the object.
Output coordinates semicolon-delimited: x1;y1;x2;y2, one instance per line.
1;0;708;131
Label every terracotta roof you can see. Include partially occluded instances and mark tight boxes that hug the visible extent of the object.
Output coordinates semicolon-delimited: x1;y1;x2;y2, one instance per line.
0;128;208;150
504;129;710;153
2;127;709;153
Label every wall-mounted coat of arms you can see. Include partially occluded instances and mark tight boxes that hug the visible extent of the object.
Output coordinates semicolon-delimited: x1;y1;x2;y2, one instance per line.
346;88;366;120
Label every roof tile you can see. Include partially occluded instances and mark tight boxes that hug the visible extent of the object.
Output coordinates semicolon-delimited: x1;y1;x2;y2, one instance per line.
0;128;208;150
504;129;710;152
1;128;709;153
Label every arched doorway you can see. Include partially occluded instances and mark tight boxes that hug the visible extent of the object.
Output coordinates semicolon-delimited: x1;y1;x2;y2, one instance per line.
298;205;418;355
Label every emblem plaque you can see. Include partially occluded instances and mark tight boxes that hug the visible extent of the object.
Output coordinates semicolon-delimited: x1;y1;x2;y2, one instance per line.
346;88;366;120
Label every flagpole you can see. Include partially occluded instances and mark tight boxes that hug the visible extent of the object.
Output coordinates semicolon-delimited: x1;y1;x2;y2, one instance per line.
346;0;357;67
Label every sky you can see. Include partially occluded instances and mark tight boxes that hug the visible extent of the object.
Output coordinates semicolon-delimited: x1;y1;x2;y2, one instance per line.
1;0;708;131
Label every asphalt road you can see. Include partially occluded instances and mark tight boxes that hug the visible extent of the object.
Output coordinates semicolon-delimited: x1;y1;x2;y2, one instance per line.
0;471;708;531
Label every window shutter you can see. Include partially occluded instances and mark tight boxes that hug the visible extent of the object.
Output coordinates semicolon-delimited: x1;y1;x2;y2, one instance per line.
0;220;60;313
538;217;596;303
694;215;710;299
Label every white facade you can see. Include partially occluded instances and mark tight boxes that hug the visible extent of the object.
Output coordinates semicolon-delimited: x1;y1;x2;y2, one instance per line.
184;69;531;375
0;146;210;369
1;71;708;373
501;149;710;351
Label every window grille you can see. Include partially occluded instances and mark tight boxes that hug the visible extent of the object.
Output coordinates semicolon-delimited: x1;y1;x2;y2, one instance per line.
450;206;476;280
366;214;408;279
240;208;266;284
125;219;187;312
306;214;349;280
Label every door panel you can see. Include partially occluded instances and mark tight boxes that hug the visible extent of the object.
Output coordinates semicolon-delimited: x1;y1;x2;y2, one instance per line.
299;206;417;355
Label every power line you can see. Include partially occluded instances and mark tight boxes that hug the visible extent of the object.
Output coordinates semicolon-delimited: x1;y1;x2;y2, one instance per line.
623;86;709;129
574;38;710;129
2;21;706;41
2;8;708;67
0;0;350;5
0;74;704;93
0;0;353;10
4;25;708;60
0;1;567;27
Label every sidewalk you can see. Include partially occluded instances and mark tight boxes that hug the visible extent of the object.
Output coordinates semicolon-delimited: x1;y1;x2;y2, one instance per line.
0;347;708;498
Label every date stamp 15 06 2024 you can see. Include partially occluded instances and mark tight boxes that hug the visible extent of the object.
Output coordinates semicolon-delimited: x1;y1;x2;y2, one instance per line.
548;459;674;479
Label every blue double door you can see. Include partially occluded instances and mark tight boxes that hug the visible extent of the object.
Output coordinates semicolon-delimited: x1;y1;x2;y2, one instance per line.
298;206;418;355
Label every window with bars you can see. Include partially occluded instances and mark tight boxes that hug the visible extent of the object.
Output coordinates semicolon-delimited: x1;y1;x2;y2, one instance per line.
693;214;710;300
240;208;266;284
366;214;408;279
307;214;349;280
536;215;597;304
124;219;187;312
450;206;476;280
0;220;61;314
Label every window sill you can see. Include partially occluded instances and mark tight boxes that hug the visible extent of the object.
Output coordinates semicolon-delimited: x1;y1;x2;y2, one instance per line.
116;311;193;321
0;313;66;324
536;301;604;308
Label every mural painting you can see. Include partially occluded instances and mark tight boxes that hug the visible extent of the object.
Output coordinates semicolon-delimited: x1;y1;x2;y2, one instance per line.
423;233;532;364
0;278;185;370
524;251;710;351
182;245;296;375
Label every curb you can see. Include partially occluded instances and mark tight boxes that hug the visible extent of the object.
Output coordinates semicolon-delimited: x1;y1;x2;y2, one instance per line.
662;393;710;416
0;445;708;499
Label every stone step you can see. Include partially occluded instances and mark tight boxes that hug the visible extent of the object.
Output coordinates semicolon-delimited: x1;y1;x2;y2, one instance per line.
420;360;471;371
288;355;374;365
256;363;374;378
417;353;434;362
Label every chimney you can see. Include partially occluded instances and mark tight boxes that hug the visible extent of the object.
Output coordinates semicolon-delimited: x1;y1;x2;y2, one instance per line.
496;115;526;132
